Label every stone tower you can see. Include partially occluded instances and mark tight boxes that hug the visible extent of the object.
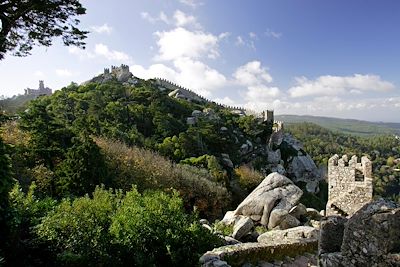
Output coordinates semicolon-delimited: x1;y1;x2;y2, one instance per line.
326;154;373;217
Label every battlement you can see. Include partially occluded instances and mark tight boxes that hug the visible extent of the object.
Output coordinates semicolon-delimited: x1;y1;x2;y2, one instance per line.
25;80;52;96
155;77;271;119
326;154;373;217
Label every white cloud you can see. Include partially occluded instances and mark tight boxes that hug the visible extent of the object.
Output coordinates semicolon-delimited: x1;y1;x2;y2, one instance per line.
289;74;395;98
68;46;95;59
213;96;236;106
173;57;227;95
246;85;280;99
265;28;282;39
55;69;73;77
94;43;132;62
235;36;245;46
219;32;230;39
235;35;256;50
234;61;273;86
249;32;258;39
179;0;203;8
141;11;170;24
90;23;113;34
173;10;200;28
34;71;44;77
154;27;220;61
131;57;227;97
130;63;177;81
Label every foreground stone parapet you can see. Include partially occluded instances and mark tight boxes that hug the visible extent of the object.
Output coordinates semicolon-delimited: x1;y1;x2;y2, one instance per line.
318;199;400;267
319;216;348;254
341;199;400;266
201;238;318;267
258;226;318;244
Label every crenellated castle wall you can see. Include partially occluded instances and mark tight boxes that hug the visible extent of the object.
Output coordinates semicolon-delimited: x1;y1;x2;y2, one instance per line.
326;154;373;217
155;77;274;120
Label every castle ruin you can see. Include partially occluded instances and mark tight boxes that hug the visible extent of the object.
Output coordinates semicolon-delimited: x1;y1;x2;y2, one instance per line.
24;80;52;96
326;154;373;217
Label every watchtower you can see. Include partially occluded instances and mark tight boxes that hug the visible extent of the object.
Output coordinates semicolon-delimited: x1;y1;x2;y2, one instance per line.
326;154;373;217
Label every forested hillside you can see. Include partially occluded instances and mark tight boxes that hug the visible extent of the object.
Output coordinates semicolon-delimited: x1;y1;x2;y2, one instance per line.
0;77;274;266
286;123;400;202
276;114;400;136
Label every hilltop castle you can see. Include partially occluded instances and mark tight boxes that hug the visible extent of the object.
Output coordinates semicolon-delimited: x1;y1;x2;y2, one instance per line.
24;80;52;96
326;154;373;217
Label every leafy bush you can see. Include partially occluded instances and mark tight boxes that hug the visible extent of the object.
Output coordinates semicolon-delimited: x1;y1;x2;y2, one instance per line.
96;137;231;219
212;220;234;236
110;189;223;266
37;186;222;266
7;183;57;266
37;186;120;266
235;165;264;193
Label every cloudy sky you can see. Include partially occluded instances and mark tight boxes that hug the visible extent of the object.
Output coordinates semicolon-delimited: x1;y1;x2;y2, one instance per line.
1;0;400;122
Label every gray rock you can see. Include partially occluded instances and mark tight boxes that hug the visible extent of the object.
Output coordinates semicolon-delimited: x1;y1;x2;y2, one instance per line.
341;199;400;266
289;203;308;220
267;209;300;230
258;226;318;244
283;134;303;151
271;164;286;175
221;211;237;225
234;173;303;226
268;209;288;229
224;236;241;245
306;208;322;220
192;110;203;117
212;260;230;267
306;180;320;194
201;240;317;267
240;144;250;155
199;253;220;264
319;216;348;254
318;252;345;267
268;149;281;164
286;155;320;183
278;214;301;230
187;117;197;125
221;154;234;168
232;216;254;240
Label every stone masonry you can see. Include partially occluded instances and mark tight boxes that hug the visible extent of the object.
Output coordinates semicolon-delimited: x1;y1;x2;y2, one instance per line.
326;154;373;217
24;80;52;96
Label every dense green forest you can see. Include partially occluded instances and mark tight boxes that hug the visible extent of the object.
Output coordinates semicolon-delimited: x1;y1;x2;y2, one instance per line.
0;78;271;266
1;76;399;266
276;114;400;136
286;123;400;202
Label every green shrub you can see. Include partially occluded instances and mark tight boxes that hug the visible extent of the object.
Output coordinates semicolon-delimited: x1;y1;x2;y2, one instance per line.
7;183;57;266
212;220;234;236
235;165;264;193
36;186;222;266
110;189;223;266
36;186;120;266
96;137;230;219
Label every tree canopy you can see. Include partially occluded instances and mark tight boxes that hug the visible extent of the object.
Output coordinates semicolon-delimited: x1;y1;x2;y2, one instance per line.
0;0;88;60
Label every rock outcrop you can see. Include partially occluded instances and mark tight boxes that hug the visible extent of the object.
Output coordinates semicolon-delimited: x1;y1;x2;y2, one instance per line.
319;199;400;267
234;172;303;227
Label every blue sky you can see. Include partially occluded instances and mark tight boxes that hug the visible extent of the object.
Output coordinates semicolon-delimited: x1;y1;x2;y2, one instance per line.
1;0;400;122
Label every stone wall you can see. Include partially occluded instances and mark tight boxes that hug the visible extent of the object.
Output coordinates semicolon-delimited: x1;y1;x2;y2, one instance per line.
24;80;52;96
326;154;373;217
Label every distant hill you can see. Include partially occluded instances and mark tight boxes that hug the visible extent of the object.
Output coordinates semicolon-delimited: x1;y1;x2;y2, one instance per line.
275;114;400;136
